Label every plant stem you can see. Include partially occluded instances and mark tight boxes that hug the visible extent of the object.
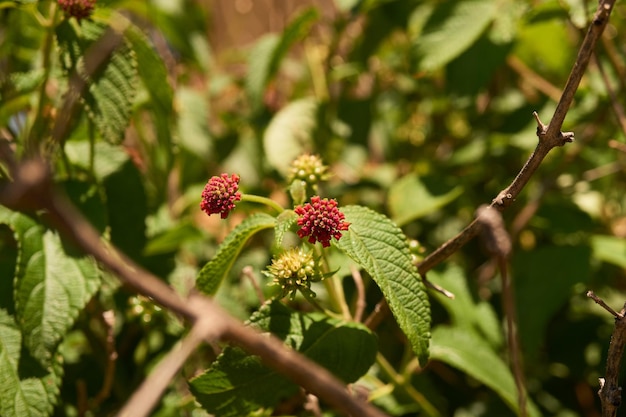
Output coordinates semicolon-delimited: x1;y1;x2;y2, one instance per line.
240;194;284;214
375;353;441;417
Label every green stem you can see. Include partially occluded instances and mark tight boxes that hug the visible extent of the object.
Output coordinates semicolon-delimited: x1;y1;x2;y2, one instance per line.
240;194;284;214
26;2;58;155
375;353;441;417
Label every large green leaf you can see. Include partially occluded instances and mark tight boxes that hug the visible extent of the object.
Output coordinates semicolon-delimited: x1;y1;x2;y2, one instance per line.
196;213;276;295
56;19;137;144
0;309;63;417
189;300;377;417
263;97;318;176
334;205;431;365
431;326;541;417
427;265;502;349
0;207;100;367
413;0;498;71
513;245;591;358
591;234;626;269
387;173;462;226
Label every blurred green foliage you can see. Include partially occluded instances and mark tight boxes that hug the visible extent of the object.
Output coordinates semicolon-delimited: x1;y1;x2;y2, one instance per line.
1;0;626;416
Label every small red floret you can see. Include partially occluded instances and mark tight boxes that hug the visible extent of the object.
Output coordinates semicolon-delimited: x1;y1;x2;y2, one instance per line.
200;174;241;219
294;196;350;247
58;0;96;20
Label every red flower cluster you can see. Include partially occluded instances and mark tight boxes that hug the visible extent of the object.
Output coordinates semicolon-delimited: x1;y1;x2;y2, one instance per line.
295;196;350;247
58;0;96;20
200;174;241;219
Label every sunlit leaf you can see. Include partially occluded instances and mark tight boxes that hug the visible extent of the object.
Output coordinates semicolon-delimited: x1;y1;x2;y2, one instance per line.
334;205;431;365
0;207;100;368
413;0;497;71
196;214;276;295
263;97;318;176
387;173;463;226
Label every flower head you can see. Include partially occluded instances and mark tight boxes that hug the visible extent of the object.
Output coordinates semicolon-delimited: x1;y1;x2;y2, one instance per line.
264;248;318;299
288;154;330;186
200;173;241;219
58;0;96;20
294;196;350;247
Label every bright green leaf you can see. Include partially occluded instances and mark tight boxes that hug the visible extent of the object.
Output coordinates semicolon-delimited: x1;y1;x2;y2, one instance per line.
413;0;498;71
0;310;64;417
274;210;298;248
591;235;626;269
263;97;318;176
56;19;137;144
196;213;276;295
387;173;462;226
431;326;541;417
334;205;431;365
0;207;100;367
190;300;377;416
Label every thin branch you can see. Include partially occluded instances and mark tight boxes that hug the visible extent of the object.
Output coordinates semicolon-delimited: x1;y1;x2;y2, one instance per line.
92;310;118;409
0;160;389;417
417;0;617;276
587;292;626;417
477;207;527;417
350;265;366;322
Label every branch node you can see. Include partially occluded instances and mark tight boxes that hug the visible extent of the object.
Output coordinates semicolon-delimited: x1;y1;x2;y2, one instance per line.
533;111;547;135
558;131;575;146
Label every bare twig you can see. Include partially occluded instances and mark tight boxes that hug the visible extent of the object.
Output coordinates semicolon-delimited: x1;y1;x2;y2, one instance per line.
92;310;118;409
350;265;366;322
0;160;389;417
242;266;266;303
587;292;626;417
417;0;617;277
477;207;527;417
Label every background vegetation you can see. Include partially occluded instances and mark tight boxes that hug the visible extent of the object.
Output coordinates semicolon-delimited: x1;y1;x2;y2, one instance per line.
1;0;626;416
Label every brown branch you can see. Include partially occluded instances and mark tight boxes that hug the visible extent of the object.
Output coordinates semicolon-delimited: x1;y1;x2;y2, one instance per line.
0;160;389;417
350;265;366;322
477;207;526;417
417;0;617;276
587;292;626;417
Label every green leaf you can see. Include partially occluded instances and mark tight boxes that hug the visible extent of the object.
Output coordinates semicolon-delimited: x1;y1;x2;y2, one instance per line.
431;326;541;417
413;0;498;71
513;245;591;358
387;173;463;226
196;214;276;295
263;97;318;176
427;264;502;349
246;7;319;109
591;235;626;269
56;19;137;144
190;300;377;417
334;205;431;365
0;207;100;367
274;210;298;248
143;222;203;256
0;310;64;417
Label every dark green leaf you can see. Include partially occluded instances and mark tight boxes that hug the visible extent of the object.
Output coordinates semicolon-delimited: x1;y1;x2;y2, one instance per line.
513;245;591;358
334;205;431;365
196;213;276;295
189;300;377;417
431;326;541;417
